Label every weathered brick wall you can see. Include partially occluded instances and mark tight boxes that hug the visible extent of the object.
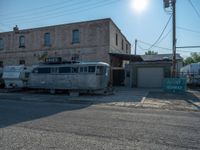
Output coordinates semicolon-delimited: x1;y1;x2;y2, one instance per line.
0;18;130;66
109;21;131;54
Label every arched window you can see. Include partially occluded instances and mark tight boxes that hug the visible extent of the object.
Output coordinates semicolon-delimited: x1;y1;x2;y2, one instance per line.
44;32;51;46
0;38;3;50
72;29;80;44
19;35;25;48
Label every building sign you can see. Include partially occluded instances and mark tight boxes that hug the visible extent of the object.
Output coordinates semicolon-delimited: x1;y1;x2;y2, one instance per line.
163;78;187;92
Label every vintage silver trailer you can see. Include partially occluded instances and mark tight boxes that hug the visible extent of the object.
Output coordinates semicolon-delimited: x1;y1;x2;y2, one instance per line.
27;62;110;93
2;65;32;88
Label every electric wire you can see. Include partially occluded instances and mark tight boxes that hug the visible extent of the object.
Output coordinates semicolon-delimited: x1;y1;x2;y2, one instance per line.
2;0;120;26
147;15;172;50
177;26;200;34
3;0;95;21
138;39;198;53
1;0;78;16
188;0;200;18
156;29;172;45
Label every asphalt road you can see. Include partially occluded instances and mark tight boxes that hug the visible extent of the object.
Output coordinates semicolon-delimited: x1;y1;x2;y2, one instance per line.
0;99;200;150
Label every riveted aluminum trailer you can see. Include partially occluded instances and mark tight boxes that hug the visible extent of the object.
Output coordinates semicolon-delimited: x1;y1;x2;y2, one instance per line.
27;62;110;94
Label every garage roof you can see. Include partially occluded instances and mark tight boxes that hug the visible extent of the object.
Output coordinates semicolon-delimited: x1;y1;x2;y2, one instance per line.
141;54;183;62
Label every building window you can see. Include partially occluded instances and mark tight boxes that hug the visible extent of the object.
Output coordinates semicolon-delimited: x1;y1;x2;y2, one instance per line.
0;38;4;50
126;43;128;53
19;60;25;65
0;61;3;67
44;33;51;46
121;39;124;50
19;35;25;48
116;33;118;46
72;29;80;44
71;54;79;61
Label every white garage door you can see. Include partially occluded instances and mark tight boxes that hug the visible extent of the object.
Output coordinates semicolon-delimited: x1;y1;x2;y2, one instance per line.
137;67;164;88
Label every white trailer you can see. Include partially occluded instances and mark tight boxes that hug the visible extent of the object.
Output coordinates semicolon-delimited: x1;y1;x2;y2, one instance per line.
2;65;32;88
180;62;200;85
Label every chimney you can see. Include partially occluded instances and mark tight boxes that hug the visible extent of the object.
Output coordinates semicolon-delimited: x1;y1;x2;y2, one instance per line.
13;25;19;33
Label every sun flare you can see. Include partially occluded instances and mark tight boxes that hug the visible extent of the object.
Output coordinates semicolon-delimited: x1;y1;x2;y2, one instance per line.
131;0;149;13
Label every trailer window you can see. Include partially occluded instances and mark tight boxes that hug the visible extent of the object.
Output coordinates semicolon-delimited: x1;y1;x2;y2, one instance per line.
80;67;88;73
88;66;95;73
96;66;104;75
72;67;78;73
59;67;71;73
84;67;88;72
80;67;84;73
25;72;30;78
51;67;59;73
33;68;51;74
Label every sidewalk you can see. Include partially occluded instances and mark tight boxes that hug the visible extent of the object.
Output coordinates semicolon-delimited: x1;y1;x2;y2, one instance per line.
0;87;199;111
142;90;200;111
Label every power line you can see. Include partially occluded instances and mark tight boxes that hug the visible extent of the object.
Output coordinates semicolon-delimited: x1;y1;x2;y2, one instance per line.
147;15;172;50
188;0;200;18
176;46;200;49
137;39;197;53
138;40;171;50
2;0;120;26
2;0;106;23
177;26;200;34
1;0;74;16
3;0;94;22
157;29;172;44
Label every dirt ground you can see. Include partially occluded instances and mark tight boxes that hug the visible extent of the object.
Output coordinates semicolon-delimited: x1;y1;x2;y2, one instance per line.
143;90;200;111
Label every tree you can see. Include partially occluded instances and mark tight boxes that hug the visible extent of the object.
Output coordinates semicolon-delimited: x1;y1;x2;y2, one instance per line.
145;50;158;55
184;52;200;65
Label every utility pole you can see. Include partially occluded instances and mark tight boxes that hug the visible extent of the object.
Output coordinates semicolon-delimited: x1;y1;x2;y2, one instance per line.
163;0;177;77
134;39;137;55
172;0;176;77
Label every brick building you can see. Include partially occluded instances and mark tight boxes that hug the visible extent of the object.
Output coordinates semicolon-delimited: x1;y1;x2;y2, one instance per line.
0;18;133;67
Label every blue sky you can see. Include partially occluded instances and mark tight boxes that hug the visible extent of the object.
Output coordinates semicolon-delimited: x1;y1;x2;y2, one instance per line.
0;0;200;58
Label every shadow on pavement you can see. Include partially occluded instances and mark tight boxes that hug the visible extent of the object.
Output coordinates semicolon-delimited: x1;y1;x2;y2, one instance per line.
0;87;147;128
0;99;90;129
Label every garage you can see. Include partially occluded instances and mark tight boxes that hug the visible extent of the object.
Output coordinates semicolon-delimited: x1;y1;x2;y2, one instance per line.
137;67;164;88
